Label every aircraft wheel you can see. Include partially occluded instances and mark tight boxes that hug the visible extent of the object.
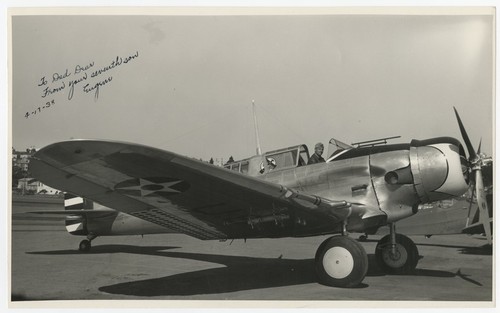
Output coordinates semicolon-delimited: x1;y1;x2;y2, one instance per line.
375;234;419;274
315;236;368;288
79;239;91;252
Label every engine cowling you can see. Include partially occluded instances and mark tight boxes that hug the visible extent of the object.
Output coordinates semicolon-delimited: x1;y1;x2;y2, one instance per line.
409;137;469;203
372;137;469;223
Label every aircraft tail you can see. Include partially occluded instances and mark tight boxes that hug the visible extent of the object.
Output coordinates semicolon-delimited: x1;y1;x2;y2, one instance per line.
64;193;92;235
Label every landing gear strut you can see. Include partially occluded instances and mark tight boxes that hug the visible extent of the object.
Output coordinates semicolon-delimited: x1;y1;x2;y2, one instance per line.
315;235;368;288
78;234;97;252
375;223;419;274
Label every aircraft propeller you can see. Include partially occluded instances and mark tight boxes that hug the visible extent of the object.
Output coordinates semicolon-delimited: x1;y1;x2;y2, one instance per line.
454;107;493;245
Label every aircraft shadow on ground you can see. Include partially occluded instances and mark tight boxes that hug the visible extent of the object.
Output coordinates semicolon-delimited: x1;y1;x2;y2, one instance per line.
30;245;317;296
358;238;493;256
413;243;493;256
458;245;493;256
28;244;460;297
365;255;454;279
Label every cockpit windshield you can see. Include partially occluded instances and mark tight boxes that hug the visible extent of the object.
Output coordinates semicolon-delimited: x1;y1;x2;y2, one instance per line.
327;138;353;160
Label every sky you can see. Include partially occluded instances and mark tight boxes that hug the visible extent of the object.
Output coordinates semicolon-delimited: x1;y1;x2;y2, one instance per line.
11;9;494;163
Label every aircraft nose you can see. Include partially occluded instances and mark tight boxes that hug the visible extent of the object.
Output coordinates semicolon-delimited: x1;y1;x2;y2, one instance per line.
410;138;469;203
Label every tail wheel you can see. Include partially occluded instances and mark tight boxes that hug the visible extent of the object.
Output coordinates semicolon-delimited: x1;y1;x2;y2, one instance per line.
315;236;368;288
79;239;91;252
375;234;419;274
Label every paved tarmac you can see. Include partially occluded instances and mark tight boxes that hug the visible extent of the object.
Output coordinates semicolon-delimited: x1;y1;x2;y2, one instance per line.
10;197;494;306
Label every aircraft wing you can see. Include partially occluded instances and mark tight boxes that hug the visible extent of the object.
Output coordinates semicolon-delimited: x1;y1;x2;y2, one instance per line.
30;140;351;240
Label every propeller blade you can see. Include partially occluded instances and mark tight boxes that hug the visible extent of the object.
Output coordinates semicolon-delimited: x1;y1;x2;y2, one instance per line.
475;169;492;245
477;139;482;155
454;107;477;160
465;183;476;228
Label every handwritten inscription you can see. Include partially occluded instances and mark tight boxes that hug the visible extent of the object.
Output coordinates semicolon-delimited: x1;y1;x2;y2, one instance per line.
90;52;139;78
41;81;66;98
25;100;55;119
83;76;113;101
28;51;139;119
52;69;71;83
75;62;94;74
68;72;87;100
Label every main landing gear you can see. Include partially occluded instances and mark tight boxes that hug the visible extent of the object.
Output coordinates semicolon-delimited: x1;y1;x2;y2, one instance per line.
315;235;368;288
78;234;97;252
315;223;419;288
375;224;419;274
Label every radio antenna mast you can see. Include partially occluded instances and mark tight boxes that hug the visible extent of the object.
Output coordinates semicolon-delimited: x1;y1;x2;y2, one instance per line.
252;100;262;155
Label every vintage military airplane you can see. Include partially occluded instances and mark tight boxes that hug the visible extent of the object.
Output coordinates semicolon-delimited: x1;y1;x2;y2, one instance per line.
28;108;491;288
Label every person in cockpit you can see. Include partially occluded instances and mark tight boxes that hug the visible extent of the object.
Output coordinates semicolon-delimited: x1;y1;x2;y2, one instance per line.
308;142;326;164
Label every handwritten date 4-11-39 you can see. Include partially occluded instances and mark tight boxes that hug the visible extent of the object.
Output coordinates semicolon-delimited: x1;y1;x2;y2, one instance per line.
25;100;55;119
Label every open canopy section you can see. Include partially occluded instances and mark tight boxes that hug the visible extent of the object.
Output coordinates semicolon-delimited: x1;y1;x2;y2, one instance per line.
327;138;354;161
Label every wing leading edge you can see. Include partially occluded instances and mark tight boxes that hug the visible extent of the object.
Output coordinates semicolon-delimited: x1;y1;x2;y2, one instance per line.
30;140;351;239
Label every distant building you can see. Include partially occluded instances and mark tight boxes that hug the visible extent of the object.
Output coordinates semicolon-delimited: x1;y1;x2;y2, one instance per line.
36;182;60;195
12;148;36;171
13;153;30;171
17;178;39;194
17;178;60;195
214;158;225;167
13;148;61;195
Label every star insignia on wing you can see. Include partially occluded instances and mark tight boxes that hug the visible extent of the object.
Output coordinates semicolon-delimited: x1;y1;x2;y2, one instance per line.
114;177;190;197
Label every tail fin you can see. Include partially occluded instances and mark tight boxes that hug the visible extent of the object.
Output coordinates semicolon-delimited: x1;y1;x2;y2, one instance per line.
64;193;92;235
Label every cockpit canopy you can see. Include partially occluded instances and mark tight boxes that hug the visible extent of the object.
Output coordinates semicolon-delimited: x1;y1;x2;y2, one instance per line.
223;138;354;176
224;144;310;176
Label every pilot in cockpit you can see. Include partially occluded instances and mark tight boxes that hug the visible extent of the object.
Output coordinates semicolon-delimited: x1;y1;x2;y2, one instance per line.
307;142;326;164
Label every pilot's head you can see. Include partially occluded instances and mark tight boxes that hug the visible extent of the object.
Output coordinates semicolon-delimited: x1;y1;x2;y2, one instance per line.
314;143;324;156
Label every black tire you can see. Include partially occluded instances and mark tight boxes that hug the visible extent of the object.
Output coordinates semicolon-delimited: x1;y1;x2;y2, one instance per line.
375;234;419;274
79;239;91;252
315;236;368;288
